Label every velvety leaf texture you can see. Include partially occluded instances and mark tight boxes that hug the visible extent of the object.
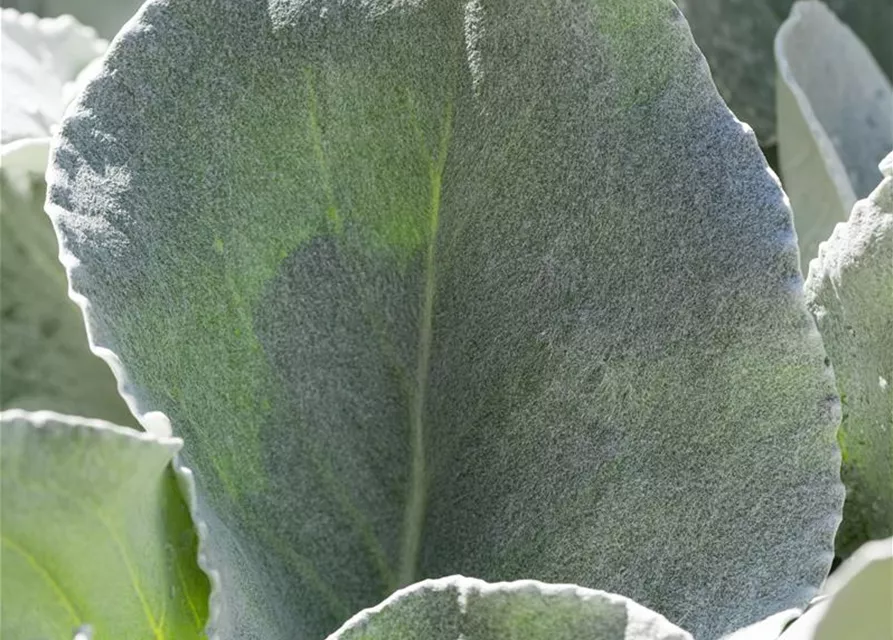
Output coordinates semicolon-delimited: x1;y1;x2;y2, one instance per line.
47;1;843;638
0;8;105;172
0;410;210;639
775;0;893;273
676;0;893;146
329;576;693;640
0;171;135;425
805;153;893;558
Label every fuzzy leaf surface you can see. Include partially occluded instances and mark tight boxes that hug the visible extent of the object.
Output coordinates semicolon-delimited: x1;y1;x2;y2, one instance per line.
775;0;893;273
0;410;209;639
329;576;693;640
1;0;145;40
47;1;843;638
805;153;893;557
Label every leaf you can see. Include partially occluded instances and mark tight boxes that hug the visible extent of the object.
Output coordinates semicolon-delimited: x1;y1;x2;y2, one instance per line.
0;409;210;639
775;0;893;273
777;537;893;640
0;8;106;173
328;576;693;640
46;1;843;638
813;0;893;84
0;170;136;426
805;152;893;558
1;0;146;40
676;0;893;146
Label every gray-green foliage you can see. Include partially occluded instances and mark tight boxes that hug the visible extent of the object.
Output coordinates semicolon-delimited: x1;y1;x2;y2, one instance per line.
46;0;844;638
805;153;893;558
775;0;892;273
329;577;693;640
0;171;134;425
676;0;892;145
0;409;210;639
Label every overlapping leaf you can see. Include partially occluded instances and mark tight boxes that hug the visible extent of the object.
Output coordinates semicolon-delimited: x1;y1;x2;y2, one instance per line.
0;410;209;639
775;0;892;273
805;153;892;557
0;8;105;172
1;0;145;40
777;538;893;640
47;1;843;638
725;537;893;640
329;577;693;640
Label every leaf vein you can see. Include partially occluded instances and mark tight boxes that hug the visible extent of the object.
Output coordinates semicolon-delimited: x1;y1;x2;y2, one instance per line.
398;97;455;586
1;534;84;627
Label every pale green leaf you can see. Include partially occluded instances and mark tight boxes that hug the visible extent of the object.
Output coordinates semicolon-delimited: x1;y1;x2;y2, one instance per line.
46;1;843;638
0;0;145;40
676;0;893;146
804;0;893;82
329;576;693;640
0;171;135;426
0;409;210;639
0;8;105;172
777;538;893;640
775;0;893;273
805;152;893;557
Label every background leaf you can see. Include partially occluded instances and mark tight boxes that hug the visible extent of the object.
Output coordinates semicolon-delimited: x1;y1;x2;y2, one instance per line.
0;0;145;40
0;409;210;639
676;0;893;146
775;0;893;274
329;576;693;640
47;1;843;638
805;152;892;558
0;8;105;172
0;171;135;425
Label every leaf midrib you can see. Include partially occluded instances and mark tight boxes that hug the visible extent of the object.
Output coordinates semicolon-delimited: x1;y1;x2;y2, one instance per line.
398;98;455;586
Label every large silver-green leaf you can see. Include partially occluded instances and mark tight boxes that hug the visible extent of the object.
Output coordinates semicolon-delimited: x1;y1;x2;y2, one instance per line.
329;576;693;640
676;0;893;146
775;0;893;274
0;8;105;172
776;537;893;640
0;409;210;639
1;0;145;40
0;170;135;425
46;1;843;638
805;153;892;557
